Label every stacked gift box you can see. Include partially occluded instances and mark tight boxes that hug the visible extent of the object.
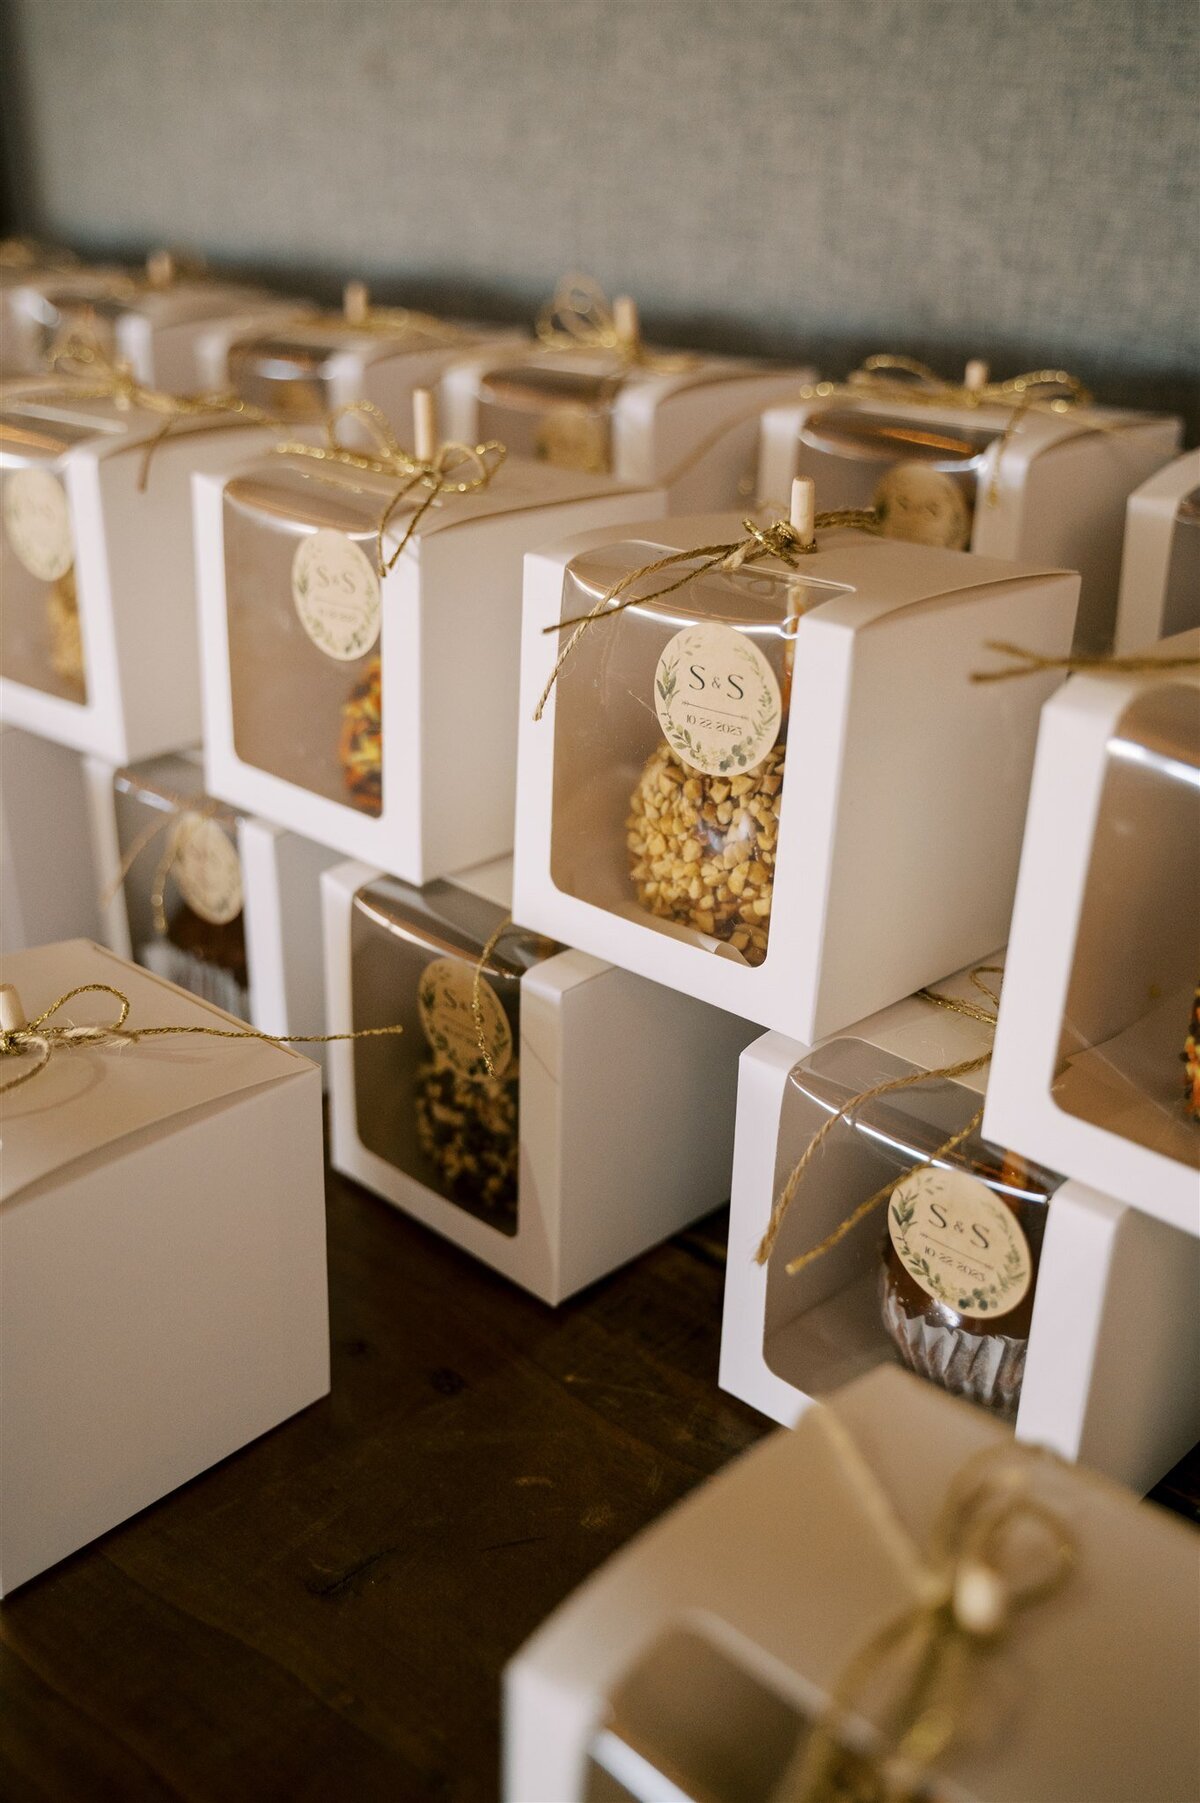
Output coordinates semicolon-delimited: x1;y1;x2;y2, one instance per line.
1;242;1197;1796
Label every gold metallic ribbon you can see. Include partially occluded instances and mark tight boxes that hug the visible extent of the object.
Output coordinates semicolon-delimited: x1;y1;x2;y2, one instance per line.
535;272;699;374
273;399;506;578
772;1409;1075;1803
755;967;1002;1272
971;640;1200;684
308;300;470;345
0;982;404;1096
7;326;281;488
808;354;1093;507
471;917;514;1081
533;505;879;721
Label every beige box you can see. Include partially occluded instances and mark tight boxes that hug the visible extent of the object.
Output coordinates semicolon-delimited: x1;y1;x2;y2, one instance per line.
718;963;1200;1495
322;855;756;1304
4;260;286;391
443;338;810;511
83;751;338;1068
195;449;664;882
1114;450;1200;651
514;515;1078;1042
0;381;278;761
505;1366;1200;1803
0;938;329;1596
758;389;1180;652
984;633;1200;1235
209;293;502;426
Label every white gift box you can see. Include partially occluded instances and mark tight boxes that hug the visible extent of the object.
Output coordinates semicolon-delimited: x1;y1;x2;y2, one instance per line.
442;336;811;511
504;1366;1200;1803
0;381;278;761
195;445;663;882
983;633;1200;1235
213;289;502;426
1114;450;1200;651
718;965;1200;1494
0;938;329;1596
757;387;1180;652
514;515;1079;1042
322;855;757;1304
0;724;101;951
83;751;338;1065
4;259;286;391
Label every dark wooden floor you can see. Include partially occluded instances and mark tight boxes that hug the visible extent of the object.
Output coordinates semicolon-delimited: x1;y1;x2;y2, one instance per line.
0;1171;767;1803
1;1169;1195;1803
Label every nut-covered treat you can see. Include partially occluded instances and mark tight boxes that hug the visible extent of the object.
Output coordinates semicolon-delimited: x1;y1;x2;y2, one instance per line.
47;569;86;700
414;1057;519;1225
626;741;784;965
338;655;382;815
1184;985;1200;1120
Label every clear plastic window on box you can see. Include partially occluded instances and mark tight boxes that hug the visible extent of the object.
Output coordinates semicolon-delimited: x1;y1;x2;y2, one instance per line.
1053;682;1200;1166
763;1039;1062;1419
785;406;995;549
221;458;384;816
111;753;249;1021
0;398;124;705
476;357;618;474
349;874;561;1237
549;542;845;968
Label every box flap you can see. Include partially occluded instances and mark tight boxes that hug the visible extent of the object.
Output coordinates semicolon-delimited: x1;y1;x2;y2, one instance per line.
0;939;308;1202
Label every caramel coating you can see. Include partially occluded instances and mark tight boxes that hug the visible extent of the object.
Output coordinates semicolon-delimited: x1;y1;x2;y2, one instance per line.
626;741;784;965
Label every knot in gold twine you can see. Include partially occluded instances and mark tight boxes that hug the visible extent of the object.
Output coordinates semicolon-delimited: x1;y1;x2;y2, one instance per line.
535;272;699;375
533;504;880;721
0;981;404;1097
803;353;1093;510
24;325;279;489
755;966;1002;1272
775;1411;1075;1803
970;641;1200;684
273;399;506;578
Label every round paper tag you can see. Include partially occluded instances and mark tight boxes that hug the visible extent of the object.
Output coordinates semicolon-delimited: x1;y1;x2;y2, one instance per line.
173;814;244;926
292;529;381;661
887;1166;1032;1320
653;622;782;777
418;956;513;1081
873;463;973;550
3;467;74;582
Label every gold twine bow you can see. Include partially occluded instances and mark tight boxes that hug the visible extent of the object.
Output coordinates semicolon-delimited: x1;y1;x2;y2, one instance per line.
11;325;280;489
0;982;404;1096
756;967;1002;1272
808;353;1093;508
971;640;1200;684
535;272;699;375
273;400;506;578
533;506;880;721
773;1409;1075;1803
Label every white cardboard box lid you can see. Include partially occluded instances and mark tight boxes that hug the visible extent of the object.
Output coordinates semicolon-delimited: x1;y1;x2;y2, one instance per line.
262;448;652;541
0;939;309;1201
556;513;1073;631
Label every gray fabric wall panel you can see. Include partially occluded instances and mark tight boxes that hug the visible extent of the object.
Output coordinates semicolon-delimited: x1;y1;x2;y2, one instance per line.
3;0;1197;427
